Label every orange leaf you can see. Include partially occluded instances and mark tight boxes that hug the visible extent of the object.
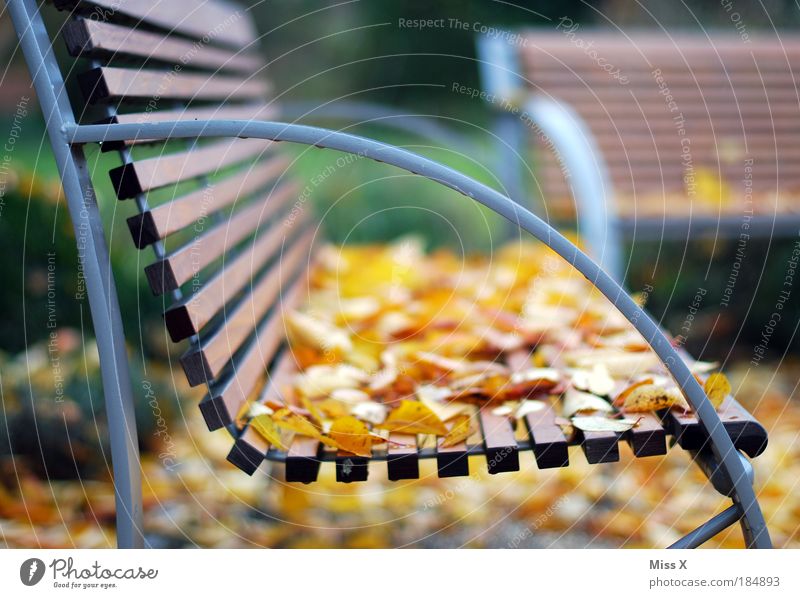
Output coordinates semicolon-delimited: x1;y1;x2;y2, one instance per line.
440;414;474;448
377;399;448;435
328;416;384;457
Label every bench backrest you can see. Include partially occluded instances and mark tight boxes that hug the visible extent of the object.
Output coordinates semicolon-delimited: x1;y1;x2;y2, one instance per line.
50;0;311;430
513;30;800;217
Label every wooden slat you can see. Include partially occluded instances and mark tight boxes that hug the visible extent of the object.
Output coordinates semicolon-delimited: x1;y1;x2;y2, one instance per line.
663;397;768;458
128;154;290;248
103;103;275;151
386;433;419;481
54;0;258;49
145;181;300;296
181;229;311;385
63;18;262;73
110;138;273;199
523;405;569;469
579;429;621;464
436;438;469;478
163;209;310;341
226;425;269;476
623;411;667;457
198;272;307;430
479;410;519;474
285;437;322;484
226;351;297;475
79;66;269;104
506;350;569;469
335;452;369;483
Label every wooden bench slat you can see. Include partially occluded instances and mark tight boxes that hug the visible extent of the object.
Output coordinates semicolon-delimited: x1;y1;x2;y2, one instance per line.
436;438;469;478
181;229;311;385
127;154;290;248
387;433;419;481
64;18;262;73
285;436;322;484
199;273;307;430
623;411;667;458
505;349;569;469
226;351;297;475
335;452;369;483
54;0;258;49
145;181;300;296
110;138;273;199
663;397;768;458
103;103;275;151
579;429;621;464
79;66;269;104
163;212;311;341
479;410;520;474
226;425;269;476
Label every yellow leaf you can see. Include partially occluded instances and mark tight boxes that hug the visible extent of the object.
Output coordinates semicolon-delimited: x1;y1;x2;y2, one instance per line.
377;399;448;435
621;384;684;413
704;373;731;409
272;408;323;439
328;416;383;457
440;414;474;447
249;414;288;451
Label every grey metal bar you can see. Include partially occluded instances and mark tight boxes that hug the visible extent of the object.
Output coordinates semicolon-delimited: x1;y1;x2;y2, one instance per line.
8;0;145;548
668;504;742;549
692;449;755;498
66;117;771;548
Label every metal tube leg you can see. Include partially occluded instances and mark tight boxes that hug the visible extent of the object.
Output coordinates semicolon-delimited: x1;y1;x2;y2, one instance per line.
7;0;145;548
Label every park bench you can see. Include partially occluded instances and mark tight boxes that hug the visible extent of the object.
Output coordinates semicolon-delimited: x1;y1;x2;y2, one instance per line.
8;0;770;548
478;29;800;281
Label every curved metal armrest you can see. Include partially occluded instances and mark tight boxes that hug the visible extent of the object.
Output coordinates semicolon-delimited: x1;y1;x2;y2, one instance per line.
65;118;770;548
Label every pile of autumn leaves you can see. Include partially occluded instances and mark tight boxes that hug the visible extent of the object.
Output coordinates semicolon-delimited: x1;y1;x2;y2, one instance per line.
242;238;731;459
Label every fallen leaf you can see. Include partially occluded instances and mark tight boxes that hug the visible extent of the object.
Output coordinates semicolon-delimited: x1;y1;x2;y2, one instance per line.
515;400;547;418
621;384;685;412
328;416;384;457
440;414;475;447
350;401;388;425
286;311;352;354
249;414;288;451
571;364;615;397
704;373;731;409
562;388;614;418
377;399;448;435
613;378;654;407
572;416;640;433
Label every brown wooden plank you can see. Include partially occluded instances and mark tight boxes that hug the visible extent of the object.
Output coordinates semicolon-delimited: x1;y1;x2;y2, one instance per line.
226;425;269;476
110;138;273;199
63;18;262;73
663;397;768;458
505;349;569;468
622;411;667;457
387;433;419;481
145;181;300;296
335;452;369;483
103;103;275;151
163;213;312;341
181;229;310;385
226;350;297;474
79;66;269;104
285;436;322;484
54;0;258;49
523;404;569;469
479;410;519;474
127;154;290;248
198;272;307;429
436;438;469;478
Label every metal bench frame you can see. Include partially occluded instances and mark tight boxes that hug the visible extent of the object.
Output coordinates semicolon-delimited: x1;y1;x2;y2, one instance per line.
9;0;770;549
